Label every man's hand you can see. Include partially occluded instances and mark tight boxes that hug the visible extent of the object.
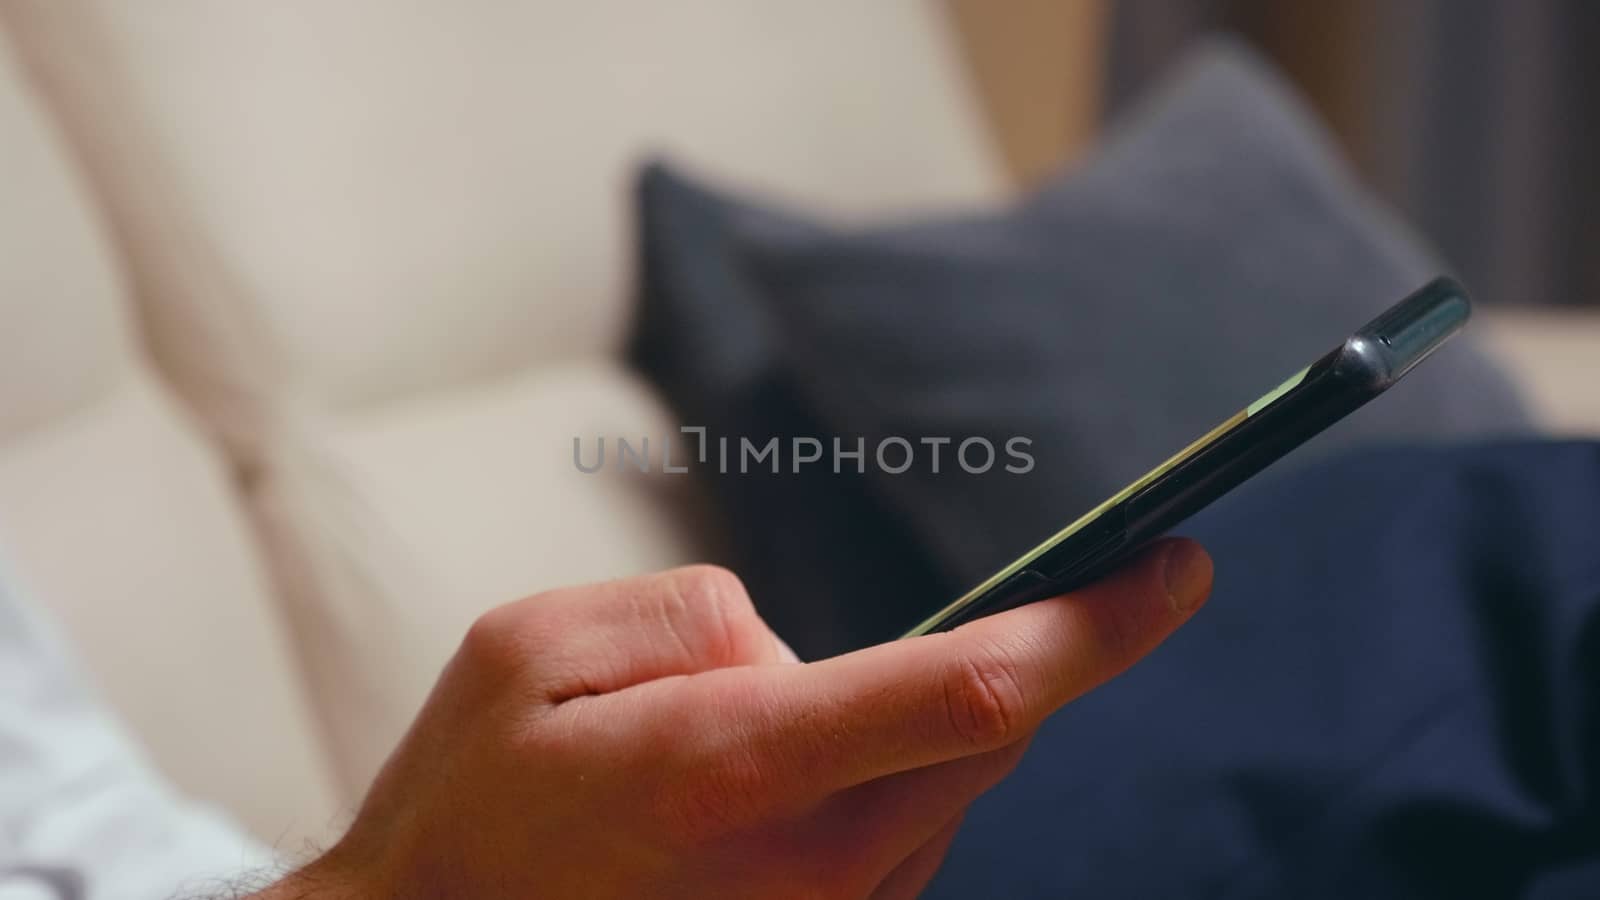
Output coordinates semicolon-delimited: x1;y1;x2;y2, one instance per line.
259;539;1211;899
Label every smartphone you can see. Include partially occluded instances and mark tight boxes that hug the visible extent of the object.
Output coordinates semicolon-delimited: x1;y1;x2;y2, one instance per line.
902;276;1473;637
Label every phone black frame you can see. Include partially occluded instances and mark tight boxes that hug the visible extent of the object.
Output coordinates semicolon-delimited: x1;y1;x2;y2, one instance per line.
902;277;1473;637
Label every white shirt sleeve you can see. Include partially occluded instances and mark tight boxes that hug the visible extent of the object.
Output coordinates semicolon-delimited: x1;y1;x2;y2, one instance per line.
0;566;274;900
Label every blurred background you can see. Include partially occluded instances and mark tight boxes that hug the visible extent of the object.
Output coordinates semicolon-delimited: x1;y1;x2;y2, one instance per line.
955;0;1599;311
0;0;1595;858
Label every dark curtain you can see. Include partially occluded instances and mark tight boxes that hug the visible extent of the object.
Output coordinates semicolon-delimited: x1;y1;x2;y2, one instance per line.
1107;0;1600;308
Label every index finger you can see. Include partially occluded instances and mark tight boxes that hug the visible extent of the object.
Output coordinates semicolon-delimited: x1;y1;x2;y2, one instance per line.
735;538;1212;799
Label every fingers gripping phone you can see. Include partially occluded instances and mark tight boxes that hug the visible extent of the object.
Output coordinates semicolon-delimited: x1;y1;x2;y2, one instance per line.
903;277;1473;637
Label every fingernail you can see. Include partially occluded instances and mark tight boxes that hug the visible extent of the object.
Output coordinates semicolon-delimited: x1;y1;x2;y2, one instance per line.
771;634;802;664
1162;541;1213;614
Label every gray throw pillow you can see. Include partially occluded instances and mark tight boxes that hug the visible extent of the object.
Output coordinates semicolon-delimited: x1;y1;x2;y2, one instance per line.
632;38;1531;641
630;163;950;658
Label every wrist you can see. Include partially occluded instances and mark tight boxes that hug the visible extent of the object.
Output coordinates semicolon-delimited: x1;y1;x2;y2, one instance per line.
246;846;383;900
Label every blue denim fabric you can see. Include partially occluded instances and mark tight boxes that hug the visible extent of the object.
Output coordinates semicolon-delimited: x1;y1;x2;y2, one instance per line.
929;441;1600;899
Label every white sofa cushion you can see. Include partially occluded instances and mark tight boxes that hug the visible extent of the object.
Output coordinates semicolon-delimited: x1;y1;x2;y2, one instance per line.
0;37;340;842
6;0;1003;446
1479;313;1600;436
252;360;709;784
4;0;1005;791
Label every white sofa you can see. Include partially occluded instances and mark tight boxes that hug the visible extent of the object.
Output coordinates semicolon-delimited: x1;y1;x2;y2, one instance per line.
0;0;1593;849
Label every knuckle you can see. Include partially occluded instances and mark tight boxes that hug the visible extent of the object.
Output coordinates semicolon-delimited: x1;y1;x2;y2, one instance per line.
942;642;1028;749
673;565;755;619
664;565;759;662
457;600;541;681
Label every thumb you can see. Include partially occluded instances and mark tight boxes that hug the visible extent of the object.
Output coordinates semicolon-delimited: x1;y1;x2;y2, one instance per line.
685;538;1213;804
950;537;1214;706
